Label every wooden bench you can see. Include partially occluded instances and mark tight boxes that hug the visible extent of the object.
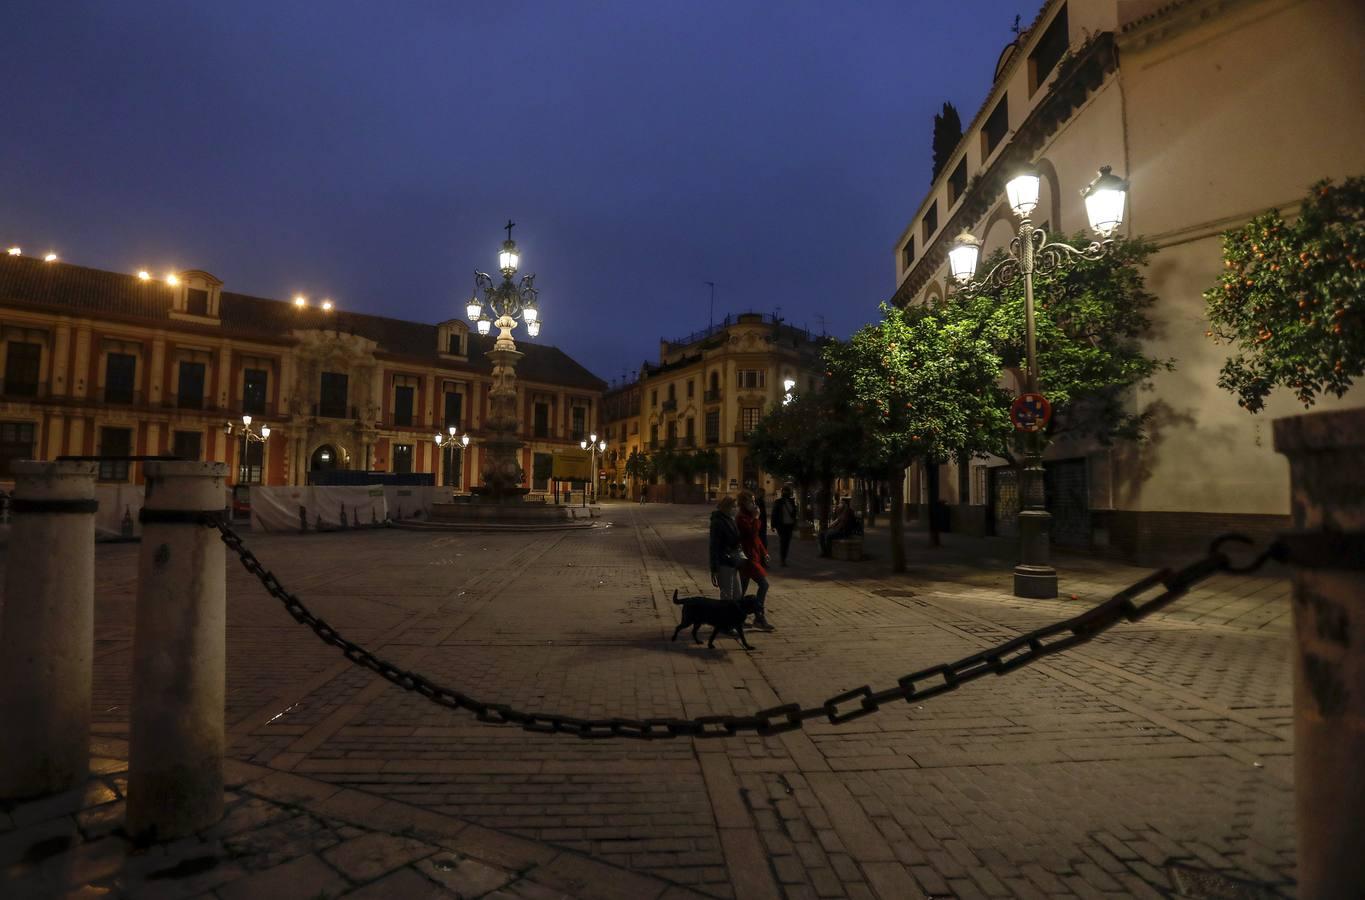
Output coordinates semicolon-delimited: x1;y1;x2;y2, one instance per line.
830;537;864;561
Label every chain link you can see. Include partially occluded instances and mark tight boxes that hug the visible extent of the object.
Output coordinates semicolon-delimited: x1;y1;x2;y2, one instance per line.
208;517;1276;740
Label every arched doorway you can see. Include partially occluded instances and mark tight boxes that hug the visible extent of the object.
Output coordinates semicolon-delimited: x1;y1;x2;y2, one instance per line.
311;444;338;473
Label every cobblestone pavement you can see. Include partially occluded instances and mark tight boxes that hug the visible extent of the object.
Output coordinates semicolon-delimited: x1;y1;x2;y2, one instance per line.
5;503;1297;898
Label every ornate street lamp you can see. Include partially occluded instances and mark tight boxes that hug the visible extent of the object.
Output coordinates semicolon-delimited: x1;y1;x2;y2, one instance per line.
462;222;544;502
579;433;606;506
948;164;1129;599
434;427;470;490
224;414;270;485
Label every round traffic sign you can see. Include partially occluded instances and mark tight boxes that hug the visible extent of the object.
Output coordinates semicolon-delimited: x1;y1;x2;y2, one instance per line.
1010;393;1051;433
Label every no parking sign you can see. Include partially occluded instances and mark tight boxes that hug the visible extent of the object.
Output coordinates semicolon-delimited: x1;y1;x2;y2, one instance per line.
1009;393;1051;432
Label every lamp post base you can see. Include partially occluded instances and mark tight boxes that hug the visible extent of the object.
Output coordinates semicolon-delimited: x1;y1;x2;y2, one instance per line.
1013;564;1058;599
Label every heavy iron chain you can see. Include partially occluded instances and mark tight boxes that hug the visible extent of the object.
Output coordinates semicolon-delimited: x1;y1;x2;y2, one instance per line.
207;516;1283;740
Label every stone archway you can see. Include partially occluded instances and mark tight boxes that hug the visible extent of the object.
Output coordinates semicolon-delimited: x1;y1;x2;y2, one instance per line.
311;444;340;473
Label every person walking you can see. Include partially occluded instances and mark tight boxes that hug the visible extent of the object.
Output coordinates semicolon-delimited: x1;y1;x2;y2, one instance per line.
771;485;798;566
709;496;744;602
756;488;769;539
736;491;772;629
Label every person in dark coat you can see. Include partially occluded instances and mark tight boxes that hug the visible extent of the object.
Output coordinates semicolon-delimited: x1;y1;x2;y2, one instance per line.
771;485;798;566
755;488;769;538
709;496;743;601
736;491;772;629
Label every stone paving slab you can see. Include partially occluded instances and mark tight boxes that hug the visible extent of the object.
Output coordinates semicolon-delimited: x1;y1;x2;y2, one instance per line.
0;736;706;899
1;504;1299;898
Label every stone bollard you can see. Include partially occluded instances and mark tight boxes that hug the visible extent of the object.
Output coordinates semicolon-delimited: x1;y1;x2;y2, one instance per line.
127;461;228;840
0;461;98;799
1273;406;1365;899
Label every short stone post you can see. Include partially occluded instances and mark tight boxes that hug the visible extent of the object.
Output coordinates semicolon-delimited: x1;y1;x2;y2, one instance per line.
0;461;98;799
1273;407;1365;899
127;461;228;840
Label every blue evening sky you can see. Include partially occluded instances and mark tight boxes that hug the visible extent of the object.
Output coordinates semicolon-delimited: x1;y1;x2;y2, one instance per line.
2;1;1027;382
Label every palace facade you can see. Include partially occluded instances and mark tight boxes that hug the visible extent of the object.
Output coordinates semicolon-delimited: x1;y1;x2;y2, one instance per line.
602;313;826;500
890;0;1364;561
0;255;604;488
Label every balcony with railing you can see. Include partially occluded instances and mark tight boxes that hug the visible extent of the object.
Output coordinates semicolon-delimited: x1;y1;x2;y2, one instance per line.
661;398;678;413
705;431;720;445
734;428;753;442
313;402;359;420
681;434;695;448
0;380;48;400
703;389;721;403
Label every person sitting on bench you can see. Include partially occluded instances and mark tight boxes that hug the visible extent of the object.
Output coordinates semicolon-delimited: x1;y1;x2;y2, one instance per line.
820;497;858;557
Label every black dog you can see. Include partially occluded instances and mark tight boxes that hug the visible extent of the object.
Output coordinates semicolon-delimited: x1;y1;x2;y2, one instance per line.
671;589;756;649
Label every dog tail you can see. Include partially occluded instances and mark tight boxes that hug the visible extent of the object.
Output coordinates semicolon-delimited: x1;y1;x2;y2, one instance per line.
672;588;680;605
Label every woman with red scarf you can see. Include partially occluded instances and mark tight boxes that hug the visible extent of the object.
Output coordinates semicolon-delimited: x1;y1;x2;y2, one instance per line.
735;491;772;630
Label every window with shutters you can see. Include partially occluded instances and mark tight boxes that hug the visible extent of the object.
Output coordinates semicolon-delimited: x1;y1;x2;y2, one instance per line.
444;391;463;430
4;342;41;397
392;443;413;474
173;430;202;461
534;402;550;438
104;353;137;404
98;427;132;481
242;368;268;415
319;372;348;418
705;410;720;444
0;421;36;477
177;362;206;409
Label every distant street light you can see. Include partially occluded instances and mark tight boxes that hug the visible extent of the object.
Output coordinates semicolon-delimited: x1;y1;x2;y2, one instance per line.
579;433;606;506
225;414;270;485
948;164;1129;599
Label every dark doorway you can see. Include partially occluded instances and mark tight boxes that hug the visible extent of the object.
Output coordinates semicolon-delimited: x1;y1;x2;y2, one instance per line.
311;444;338;472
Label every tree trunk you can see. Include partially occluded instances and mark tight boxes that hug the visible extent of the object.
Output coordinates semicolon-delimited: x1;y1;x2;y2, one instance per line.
926;459;942;548
889;465;906;572
819;470;833;536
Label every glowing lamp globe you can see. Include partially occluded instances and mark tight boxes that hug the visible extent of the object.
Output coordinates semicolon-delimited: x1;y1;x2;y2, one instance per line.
1005;165;1041;218
522;304;539;324
1082;166;1129;238
260;425;270;439
526;319;541;338
477;316;491;336
948;231;982;283
465;297;482;321
498;240;519;273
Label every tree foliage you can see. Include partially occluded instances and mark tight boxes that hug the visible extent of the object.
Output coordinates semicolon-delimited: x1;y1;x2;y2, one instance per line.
825;303;1010;470
931;102;963;183
955;236;1171;448
1205;176;1365;413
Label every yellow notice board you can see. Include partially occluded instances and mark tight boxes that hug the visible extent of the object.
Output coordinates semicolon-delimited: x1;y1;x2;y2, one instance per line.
551;448;592;481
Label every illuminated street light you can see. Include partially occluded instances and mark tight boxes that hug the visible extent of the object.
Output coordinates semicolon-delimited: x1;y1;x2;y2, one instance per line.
949;162;1129;599
137;270;151;281
44;252;58;262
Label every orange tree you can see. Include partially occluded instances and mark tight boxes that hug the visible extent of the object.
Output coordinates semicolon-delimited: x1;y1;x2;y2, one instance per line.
1205;176;1365;412
824;302;1010;571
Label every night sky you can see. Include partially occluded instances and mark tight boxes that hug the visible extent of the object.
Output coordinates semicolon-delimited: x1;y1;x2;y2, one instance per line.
3;1;1025;383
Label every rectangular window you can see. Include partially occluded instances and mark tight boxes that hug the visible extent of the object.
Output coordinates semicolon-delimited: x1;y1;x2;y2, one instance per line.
650;423;659;447
571;407;586;441
98;427;132;482
104;353;137;404
737;370;765;390
685;417;695;445
4;341;41;397
393;384;415;426
705;410;720;444
922;200;938;243
532;452;552;491
242;368;268;415
319;372;348;418
392;443;413;474
172;430;201;461
534;402;550;438
186;288;210;316
177;362;205;410
982;96;1009;157
444;392;463;430
666;420;678;444
740;407;762;432
0;421;36;477
686;380;694;398
948;157;968;205
901;237;915;270
447;333;461;355
651;389;657;408
1029;5;1069;95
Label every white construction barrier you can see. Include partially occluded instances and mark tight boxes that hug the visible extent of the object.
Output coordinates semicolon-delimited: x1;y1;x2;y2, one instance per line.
383;485;448;521
249;485;387;532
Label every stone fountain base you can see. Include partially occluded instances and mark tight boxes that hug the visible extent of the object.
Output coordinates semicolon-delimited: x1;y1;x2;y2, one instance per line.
396;496;599;531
